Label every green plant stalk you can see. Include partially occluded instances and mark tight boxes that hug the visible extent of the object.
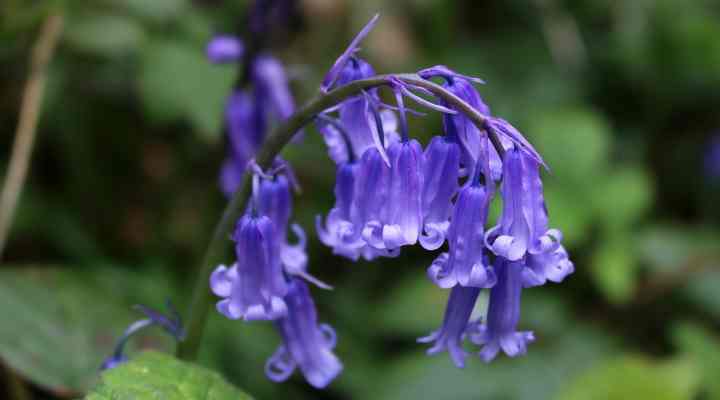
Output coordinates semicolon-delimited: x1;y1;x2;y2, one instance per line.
177;73;502;361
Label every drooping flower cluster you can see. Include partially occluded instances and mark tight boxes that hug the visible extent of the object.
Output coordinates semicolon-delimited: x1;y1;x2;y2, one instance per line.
208;12;575;390
313;16;574;368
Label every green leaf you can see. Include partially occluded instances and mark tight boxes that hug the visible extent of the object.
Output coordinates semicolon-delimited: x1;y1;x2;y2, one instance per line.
65;15;145;56
0;266;175;394
556;355;699;400
139;40;234;140
673;322;720;399
86;351;253;400
591;235;637;304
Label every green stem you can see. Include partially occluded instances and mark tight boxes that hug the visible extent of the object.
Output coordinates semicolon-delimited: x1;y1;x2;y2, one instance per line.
176;73;500;361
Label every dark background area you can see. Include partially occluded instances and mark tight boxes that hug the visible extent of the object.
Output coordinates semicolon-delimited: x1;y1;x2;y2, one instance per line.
2;0;720;399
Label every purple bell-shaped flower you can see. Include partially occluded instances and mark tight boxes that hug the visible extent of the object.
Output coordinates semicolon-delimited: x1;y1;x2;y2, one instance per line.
362;138;424;250
427;179;497;289
469;259;535;362
418;285;481;368
210;213;288;320
419;135;461;250
485;147;532;261
265;279;342;389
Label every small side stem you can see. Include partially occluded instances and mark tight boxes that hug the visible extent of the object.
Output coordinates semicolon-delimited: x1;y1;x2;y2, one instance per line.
0;14;63;258
176;73;501;361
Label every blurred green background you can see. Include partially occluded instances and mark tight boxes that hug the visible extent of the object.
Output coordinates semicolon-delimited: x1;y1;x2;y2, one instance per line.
2;0;720;399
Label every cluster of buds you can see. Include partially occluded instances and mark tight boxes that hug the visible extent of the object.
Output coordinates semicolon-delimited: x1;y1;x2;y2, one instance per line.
208;13;574;389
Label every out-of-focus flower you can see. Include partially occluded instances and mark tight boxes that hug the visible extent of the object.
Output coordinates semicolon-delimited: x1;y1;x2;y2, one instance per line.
206;36;244;63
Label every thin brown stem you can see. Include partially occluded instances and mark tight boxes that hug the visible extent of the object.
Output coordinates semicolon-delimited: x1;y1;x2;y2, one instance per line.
0;14;64;258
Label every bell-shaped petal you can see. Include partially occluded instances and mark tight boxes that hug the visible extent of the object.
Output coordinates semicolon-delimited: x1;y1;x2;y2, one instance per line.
363;140;424;250
427;184;497;288
486;148;531;261
265;279;342;388
317;161;398;261
469;260;534;362
351;147;391;233
211;214;288;321
524;244;574;287
420;135;461;250
418;286;481;368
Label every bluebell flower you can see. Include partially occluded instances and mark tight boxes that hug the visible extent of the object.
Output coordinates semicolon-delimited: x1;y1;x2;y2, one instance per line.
485;148;531;261
252;162;330;288
427;180;497;288
419;135;461;250
470;259;535;362
360;90;425;250
210;213;288;320
418;285;481;368
520;154;574;286
485;147;573;287
316;160;399;261
362;138;424;250
265;279;342;389
206;35;244;64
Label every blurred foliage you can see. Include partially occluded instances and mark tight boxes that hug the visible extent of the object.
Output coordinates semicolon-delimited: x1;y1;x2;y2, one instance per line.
0;266;177;396
2;0;720;399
